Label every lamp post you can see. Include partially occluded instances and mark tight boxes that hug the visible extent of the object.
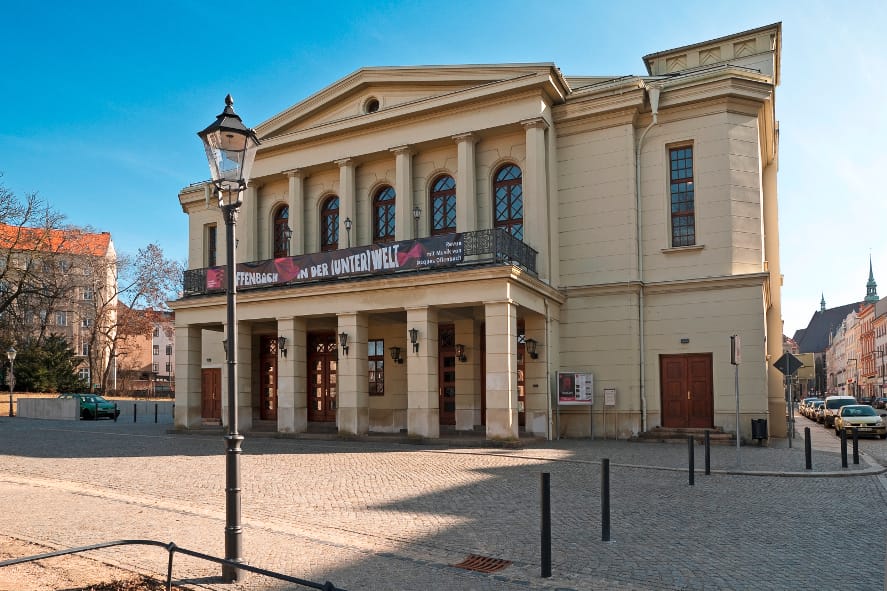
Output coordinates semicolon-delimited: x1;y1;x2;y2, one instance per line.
6;346;16;417
198;94;259;582
848;358;858;398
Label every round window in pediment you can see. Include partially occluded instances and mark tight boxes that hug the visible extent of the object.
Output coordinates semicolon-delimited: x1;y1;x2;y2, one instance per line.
364;97;380;114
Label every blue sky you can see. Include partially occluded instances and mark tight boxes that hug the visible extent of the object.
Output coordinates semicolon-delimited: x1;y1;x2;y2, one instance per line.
2;1;885;337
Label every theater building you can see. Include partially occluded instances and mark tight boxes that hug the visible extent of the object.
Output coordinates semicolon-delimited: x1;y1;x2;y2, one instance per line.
172;23;784;440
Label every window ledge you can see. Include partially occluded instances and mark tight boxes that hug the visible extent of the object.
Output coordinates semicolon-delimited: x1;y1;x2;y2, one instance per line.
661;244;705;254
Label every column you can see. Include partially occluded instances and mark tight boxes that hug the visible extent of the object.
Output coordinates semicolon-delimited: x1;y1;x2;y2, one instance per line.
392;146;413;241
454;317;480;431
285;170;304;255
173;324;203;428
223;322;253;431
484;301;518;440
277;316;307;433
453;133;478;232
522;313;548;437
407;307;439;438
337;159;356;246
522;118;549;281
239;185;259;263
337;312;369;435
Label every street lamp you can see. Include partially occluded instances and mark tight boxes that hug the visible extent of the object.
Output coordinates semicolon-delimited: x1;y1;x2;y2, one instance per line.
198;94;259;583
6;346;16;417
848;358;859;398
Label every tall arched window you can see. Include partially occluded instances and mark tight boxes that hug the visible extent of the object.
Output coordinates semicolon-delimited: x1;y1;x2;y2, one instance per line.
430;175;456;235
273;205;290;258
493;164;523;239
373;186;396;243
320;196;339;251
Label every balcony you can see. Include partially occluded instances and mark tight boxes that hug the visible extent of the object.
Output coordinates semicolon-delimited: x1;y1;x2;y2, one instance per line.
182;228;537;298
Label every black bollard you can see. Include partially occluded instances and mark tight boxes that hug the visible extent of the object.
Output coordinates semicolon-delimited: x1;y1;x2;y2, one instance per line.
688;435;695;486
840;428;848;468
113;403;118;423
541;472;551;578
852;428;859;465
155;403;158;423
804;427;812;470
133;403;137;423
704;430;711;475
601;459;610;542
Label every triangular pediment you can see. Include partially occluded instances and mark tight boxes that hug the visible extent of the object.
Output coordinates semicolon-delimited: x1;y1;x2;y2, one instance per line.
256;63;566;140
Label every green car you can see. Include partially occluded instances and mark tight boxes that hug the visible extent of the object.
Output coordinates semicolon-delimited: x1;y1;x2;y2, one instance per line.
58;393;120;420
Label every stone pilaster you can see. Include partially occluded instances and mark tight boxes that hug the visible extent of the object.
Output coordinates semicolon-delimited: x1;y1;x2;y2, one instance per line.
277;316;307;433
407;307;439;437
484;301;518;440
392;146;414;240
337;312;369;435
453;133;478;233
337;158;356;247
285;170;304;255
454;317;480;431
173;324;203;429
522;118;549;281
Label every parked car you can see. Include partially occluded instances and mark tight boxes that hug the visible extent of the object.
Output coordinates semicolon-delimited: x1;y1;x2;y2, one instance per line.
58;393;120;420
833;405;887;439
811;401;826;423
800;398;822;418
822;395;858;427
871;397;887;410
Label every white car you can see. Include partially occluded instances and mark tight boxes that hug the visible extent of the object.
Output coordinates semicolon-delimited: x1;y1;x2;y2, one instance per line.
822;395;857;427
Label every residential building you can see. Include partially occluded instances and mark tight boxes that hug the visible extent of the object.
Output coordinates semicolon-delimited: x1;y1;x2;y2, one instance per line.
115;307;175;396
0;224;117;389
172;24;784;440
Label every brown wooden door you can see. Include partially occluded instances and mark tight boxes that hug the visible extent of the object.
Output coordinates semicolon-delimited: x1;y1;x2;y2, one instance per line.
660;354;713;428
308;333;337;422
439;324;456;425
201;368;221;420
259;336;278;421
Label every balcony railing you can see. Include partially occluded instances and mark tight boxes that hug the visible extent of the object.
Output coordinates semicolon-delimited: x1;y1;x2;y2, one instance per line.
182;228;537;298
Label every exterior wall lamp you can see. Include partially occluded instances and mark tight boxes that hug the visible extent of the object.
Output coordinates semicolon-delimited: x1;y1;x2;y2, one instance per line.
525;338;539;359
283;225;293;256
409;328;419;353
455;343;467;362
339;332;349;355
344;217;352;248
412;206;421;238
198;93;259;583
277;336;287;358
389;346;403;364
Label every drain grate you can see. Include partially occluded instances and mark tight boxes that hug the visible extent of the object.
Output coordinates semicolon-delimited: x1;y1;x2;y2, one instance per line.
452;554;512;573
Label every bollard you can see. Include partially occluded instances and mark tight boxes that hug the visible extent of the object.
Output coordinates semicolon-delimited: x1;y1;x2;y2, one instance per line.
704;430;711;475
155;404;158;423
94;402;99;421
540;472;551;578
852;428;859;465
601;459;610;542
688;435;695;486
804;427;812;470
840;429;848;468
133;403;138;423
114;403;118;423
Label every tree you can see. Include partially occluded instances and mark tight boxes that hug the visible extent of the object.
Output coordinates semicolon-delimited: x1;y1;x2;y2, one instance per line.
11;335;87;393
80;243;182;392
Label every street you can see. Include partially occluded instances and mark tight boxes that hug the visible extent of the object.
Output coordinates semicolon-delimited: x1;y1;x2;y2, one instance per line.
0;417;884;590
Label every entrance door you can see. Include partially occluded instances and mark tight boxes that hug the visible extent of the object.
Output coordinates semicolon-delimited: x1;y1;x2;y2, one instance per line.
201;368;221;420
439;324;456;425
308;333;337;422
259;336;278;421
660;354;713;428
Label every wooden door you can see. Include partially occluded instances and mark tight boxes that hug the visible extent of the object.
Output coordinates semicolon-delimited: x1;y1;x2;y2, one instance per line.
439;324;456;425
259;336;278;421
307;333;337;422
660;354;713;428
201;368;221;420
517;329;527;427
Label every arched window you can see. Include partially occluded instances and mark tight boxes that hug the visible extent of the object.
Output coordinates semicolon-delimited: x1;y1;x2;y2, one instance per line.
373;186;396;243
273;206;290;258
430;175;456;235
320;196;339;251
493;164;523;239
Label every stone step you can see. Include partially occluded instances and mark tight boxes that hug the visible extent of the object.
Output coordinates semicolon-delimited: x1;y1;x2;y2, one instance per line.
638;427;736;445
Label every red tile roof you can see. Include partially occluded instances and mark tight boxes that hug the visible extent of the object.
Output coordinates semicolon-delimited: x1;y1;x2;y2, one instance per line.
0;224;111;257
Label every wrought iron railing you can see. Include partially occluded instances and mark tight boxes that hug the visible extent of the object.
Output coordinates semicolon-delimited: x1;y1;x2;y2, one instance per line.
182;228;537;297
0;539;345;591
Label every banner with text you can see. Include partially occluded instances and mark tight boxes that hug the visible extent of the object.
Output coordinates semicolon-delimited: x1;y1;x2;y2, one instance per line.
206;233;464;291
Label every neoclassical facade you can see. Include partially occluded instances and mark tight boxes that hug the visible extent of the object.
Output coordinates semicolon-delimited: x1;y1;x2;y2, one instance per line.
172;23;784;440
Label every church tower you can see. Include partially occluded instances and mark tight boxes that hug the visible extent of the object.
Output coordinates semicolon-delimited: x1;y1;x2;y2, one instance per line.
865;257;879;303
820;293;826;312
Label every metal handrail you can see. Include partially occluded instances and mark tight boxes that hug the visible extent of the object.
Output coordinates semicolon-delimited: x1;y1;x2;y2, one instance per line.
0;539;346;591
182;227;537;297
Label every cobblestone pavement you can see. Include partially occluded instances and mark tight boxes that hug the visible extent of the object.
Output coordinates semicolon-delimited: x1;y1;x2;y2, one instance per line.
0;416;884;591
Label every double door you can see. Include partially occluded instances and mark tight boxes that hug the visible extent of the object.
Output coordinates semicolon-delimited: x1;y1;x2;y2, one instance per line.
660;354;713;428
308;333;338;422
